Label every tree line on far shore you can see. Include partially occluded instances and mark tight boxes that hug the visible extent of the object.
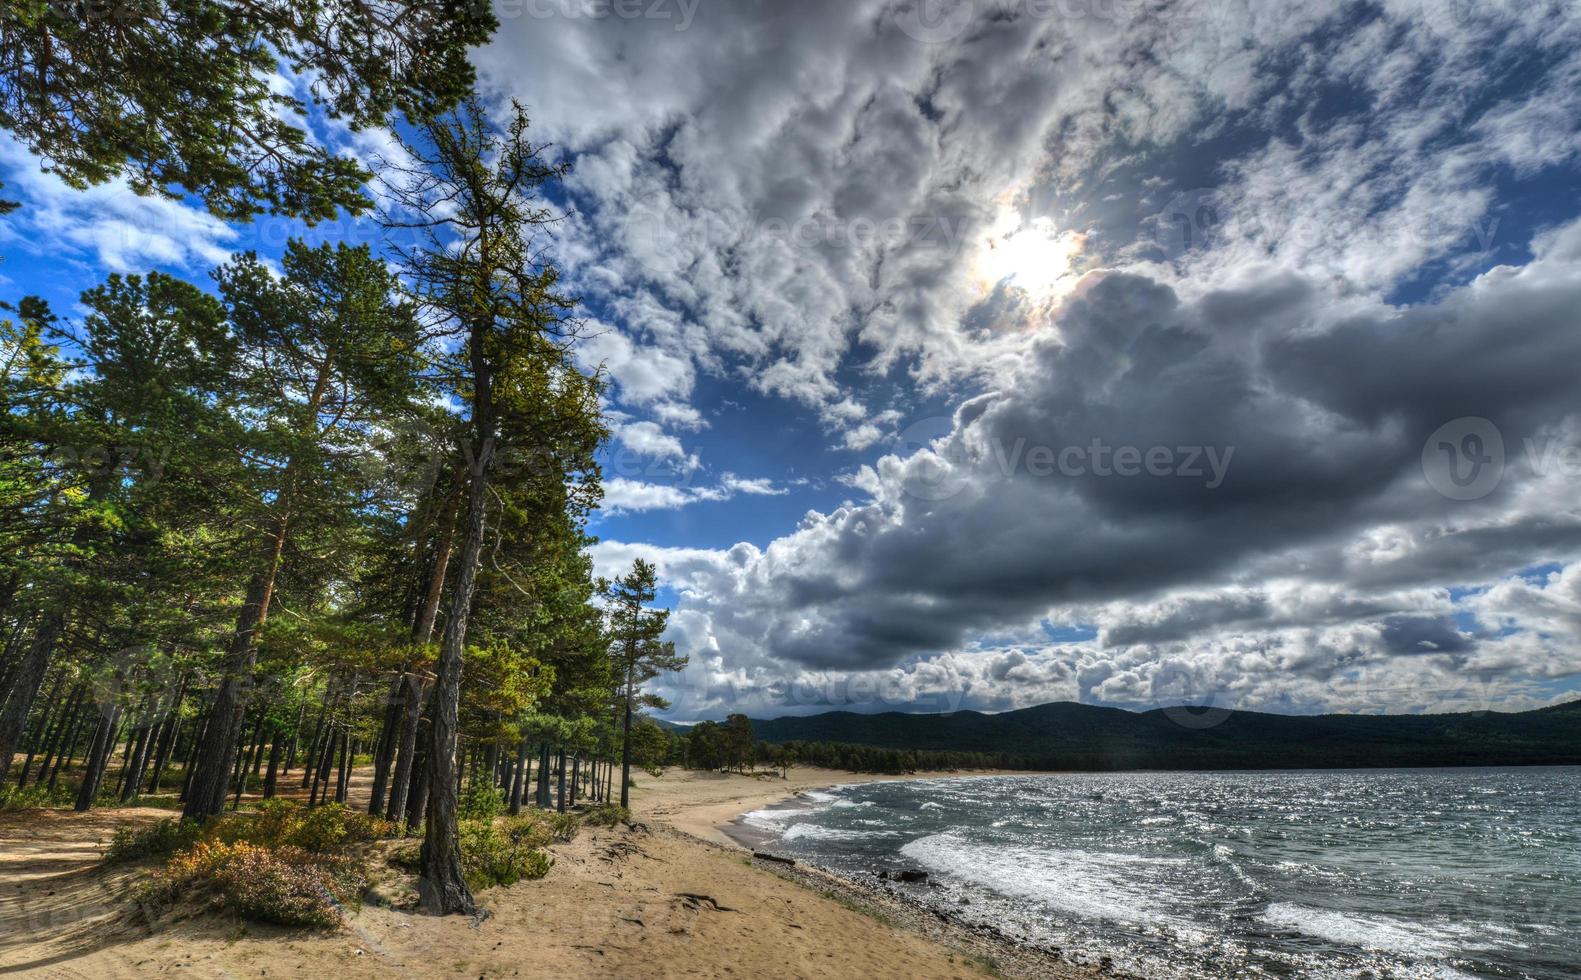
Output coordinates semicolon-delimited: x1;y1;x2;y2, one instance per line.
667;714;1017;775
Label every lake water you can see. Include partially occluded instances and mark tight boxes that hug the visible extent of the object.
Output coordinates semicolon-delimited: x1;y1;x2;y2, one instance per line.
737;768;1580;979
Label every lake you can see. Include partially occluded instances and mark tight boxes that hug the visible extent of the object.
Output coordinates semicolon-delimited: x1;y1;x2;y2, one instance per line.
737;767;1580;979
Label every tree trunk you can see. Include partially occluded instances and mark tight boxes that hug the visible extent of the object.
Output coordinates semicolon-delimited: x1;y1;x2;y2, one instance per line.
183;352;335;821
405;730;429;830
145;677;186;793
15;669;64;788
368;676;403;815
180;706;211;802
47;708;86;792
385;674;426;822
35;684;83;788
417;406;493;915
507;735;530;816
74;703;122;811
335;734;352;804
263;725;284;798
0;611;64;780
619;670;635;810
183;549;282;819
534;742;552;809
119;709;156;803
385;476;458;821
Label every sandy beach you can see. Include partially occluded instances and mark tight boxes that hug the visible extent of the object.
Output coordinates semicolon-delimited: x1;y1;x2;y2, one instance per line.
0;767;1097;980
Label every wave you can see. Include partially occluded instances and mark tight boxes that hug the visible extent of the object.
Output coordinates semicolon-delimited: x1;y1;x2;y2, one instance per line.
1260;903;1506;963
782;823;891;842
898;832;1186;927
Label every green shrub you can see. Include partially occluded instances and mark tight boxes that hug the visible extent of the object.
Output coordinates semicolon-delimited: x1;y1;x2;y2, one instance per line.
203;799;398;854
141;840;364;929
582;803;630;827
547;811;582;842
458;782;504;821
458;820;553;891
0;784;74;811
499;813;552;849
103;818;203;864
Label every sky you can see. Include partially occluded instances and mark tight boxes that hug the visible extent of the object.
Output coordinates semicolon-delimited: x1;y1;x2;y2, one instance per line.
5;0;1581;721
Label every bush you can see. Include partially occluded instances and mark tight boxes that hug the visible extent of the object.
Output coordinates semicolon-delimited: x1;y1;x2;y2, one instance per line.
547;811;582;842
498;810;581;848
142;840;365;929
203;800;398;854
458;820;553;891
458;782;504;821
103;818;203;864
582;803;630;828
0;784;74;811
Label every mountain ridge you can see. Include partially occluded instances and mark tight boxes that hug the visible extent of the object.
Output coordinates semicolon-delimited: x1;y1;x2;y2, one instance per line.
669;698;1581;770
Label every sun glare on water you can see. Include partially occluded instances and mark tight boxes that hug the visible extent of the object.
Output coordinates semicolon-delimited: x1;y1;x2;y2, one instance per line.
975;215;1084;300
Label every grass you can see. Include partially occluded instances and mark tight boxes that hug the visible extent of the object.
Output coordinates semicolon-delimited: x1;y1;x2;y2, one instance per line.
0;783;75;811
103;818;204;864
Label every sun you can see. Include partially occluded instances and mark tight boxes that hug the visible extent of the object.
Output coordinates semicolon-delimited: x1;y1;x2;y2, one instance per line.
974;215;1084;299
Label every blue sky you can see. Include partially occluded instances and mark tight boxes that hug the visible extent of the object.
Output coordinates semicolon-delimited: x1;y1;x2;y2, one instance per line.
6;0;1581;721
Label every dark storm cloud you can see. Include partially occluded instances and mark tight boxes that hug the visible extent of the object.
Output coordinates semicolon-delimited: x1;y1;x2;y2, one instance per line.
754;221;1581;670
1380;616;1475;655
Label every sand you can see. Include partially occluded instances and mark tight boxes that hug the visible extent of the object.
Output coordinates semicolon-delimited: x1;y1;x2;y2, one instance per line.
0;768;1097;979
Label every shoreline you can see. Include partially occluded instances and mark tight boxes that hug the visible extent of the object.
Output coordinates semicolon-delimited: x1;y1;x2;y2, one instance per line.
637;767;1107;980
2;767;1096;979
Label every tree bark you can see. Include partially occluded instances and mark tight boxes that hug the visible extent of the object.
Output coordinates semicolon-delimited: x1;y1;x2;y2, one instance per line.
385;470;458;821
119;708;156;803
368;678;403;815
534;741;552;809
619;668;635;810
335;734;352;804
418;428;492;915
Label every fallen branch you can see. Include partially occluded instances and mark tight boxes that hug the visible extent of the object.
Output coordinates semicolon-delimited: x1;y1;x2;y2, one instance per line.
752;851;795;866
674;892;738;912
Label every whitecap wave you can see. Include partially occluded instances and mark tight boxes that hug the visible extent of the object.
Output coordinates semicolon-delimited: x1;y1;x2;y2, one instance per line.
1260;903;1502;962
782;823;889;842
898;832;1184;926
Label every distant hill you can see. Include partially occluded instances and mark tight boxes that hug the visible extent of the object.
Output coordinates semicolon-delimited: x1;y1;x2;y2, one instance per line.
689;699;1581;770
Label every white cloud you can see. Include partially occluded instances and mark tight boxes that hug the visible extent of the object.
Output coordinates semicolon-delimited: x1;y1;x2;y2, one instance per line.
0;136;238;273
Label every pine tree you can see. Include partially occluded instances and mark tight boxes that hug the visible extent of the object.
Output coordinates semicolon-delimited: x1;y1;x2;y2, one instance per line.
0;0;496;221
379;98;577;915
606;559;687;809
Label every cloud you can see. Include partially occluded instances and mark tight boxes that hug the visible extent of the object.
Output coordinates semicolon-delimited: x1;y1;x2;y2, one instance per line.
458;2;1581;718
591;214;1581;717
601;472;788;515
0;135;238;274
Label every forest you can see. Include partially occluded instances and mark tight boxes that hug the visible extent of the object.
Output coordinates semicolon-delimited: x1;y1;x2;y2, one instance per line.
0;0;687;918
